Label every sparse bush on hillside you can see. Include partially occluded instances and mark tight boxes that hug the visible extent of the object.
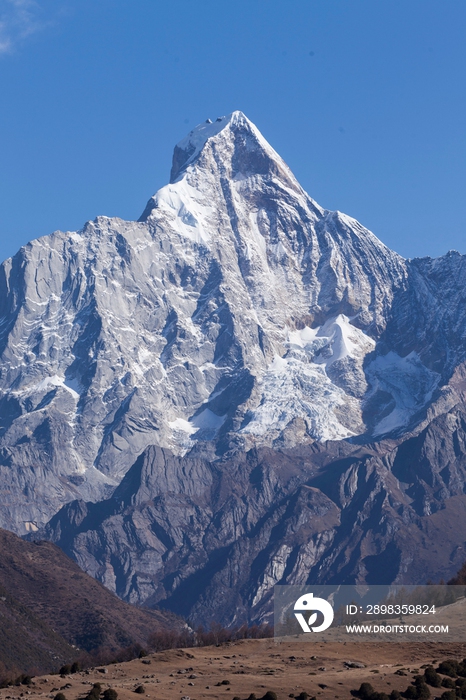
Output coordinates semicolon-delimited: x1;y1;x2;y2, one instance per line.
85;683;102;700
54;693;67;700
438;661;460;678
354;683;375;700
41;621;273;677
14;674;32;686
425;667;442;687
147;622;273;653
261;692;278;700
440;692;456;700
102;689;118;700
416;683;431;700
448;561;466;584
134;685;145;694
402;676;431;700
347;666;466;700
353;676;432;700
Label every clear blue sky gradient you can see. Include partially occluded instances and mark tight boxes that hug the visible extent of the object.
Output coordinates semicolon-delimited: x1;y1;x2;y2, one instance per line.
0;0;465;263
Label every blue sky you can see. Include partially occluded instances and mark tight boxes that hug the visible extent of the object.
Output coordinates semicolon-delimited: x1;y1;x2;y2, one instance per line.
0;0;465;263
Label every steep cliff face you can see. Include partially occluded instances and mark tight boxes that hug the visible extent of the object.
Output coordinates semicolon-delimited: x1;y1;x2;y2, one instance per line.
1;111;463;534
41;377;466;627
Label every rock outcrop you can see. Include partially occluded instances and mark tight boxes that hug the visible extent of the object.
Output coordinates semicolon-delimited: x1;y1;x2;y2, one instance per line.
41;384;466;626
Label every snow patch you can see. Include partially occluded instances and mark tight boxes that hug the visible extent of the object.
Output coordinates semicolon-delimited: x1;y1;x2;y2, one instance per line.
287;315;375;369
243;316;376;442
169;410;226;441
13;374;80;400
63;376;82;399
366;351;441;436
242;352;352;441
191;408;226;431
314;315;376;368
168;418;196;434
152;180;214;244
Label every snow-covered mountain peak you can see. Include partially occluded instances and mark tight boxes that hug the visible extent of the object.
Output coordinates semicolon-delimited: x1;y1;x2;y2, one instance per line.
171;111;249;172
2;111;465;534
139;110;319;229
168;110;287;182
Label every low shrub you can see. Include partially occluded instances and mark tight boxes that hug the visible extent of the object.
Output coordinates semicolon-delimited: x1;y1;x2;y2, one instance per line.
14;674;32;686
425;667;442;687
353;683;375;700
86;683;102;700
103;689;118;700
403;676;431;700
438;662;459;678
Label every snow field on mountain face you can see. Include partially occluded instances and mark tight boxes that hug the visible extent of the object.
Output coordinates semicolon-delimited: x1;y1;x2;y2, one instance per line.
366;351;441;436
153;180;214;244
289;315;376;369
241;355;352;441
242;315;376;441
168;408;226;437
9;374;80;400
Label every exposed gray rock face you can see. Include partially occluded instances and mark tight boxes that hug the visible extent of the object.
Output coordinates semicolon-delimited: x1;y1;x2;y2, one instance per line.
40;369;466;626
1;110;466;545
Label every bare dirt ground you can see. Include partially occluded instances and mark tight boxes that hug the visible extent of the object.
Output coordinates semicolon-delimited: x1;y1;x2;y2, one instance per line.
3;639;466;700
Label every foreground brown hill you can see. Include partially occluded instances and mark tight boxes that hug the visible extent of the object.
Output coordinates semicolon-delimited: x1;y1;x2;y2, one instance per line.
0;529;180;675
3;638;466;700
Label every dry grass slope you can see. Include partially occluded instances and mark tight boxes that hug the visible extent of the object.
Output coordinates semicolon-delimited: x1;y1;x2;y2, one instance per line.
0;529;181;675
